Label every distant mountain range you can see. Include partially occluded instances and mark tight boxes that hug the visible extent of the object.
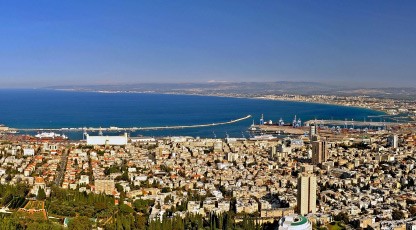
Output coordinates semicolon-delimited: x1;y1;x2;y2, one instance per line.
46;81;416;100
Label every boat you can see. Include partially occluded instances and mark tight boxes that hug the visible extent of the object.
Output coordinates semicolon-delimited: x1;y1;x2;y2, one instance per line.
248;124;260;132
5;130;19;134
35;132;68;140
249;134;278;141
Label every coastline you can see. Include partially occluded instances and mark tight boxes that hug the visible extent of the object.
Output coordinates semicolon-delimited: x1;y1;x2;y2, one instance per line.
52;88;388;117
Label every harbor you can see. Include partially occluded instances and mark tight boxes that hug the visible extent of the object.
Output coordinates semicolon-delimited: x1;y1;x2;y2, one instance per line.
248;115;407;136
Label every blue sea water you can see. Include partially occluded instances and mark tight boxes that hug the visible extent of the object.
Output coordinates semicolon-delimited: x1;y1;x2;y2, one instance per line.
0;89;384;139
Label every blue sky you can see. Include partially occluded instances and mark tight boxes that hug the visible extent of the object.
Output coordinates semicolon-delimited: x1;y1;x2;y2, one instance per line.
0;1;415;87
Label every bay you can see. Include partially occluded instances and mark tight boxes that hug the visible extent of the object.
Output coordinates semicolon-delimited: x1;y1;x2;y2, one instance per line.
0;89;384;139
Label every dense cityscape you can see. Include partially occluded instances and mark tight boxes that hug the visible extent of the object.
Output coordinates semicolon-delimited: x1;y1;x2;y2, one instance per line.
1;113;416;229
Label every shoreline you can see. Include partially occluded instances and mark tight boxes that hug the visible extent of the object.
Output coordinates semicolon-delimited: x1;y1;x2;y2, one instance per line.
16;88;411;123
1;89;408;141
53;89;388;117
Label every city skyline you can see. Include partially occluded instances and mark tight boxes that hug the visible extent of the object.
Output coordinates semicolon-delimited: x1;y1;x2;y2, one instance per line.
2;1;416;229
1;1;416;87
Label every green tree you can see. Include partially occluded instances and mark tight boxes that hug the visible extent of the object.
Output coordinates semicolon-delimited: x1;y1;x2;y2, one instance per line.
115;183;124;193
119;204;134;214
133;199;154;214
334;212;349;224
134;215;147;230
121;172;129;181
26;221;64;230
392;209;405;220
37;188;47;200
161;187;171;193
0;215;22;230
68;216;92;230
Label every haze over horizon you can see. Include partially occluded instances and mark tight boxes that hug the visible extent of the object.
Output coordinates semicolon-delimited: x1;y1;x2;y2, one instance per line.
1;1;416;88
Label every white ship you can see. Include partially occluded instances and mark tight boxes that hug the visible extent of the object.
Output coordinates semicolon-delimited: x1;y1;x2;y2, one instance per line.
35;132;68;139
249;134;277;141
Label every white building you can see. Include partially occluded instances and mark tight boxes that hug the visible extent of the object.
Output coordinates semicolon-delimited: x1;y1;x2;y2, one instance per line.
86;133;128;146
79;175;89;185
226;152;239;162
388;134;399;148
130;137;156;143
23;148;35;156
407;220;416;230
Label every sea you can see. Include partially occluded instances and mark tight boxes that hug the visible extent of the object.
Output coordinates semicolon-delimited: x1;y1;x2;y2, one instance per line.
0;89;385;139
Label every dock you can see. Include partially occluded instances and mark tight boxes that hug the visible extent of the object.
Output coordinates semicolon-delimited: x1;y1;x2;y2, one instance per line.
304;119;402;127
249;125;307;135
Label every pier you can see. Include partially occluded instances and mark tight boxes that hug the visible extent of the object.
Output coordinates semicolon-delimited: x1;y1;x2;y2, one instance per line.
304;119;402;127
13;115;252;133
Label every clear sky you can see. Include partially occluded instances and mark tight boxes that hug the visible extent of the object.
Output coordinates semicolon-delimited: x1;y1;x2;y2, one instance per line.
0;1;415;87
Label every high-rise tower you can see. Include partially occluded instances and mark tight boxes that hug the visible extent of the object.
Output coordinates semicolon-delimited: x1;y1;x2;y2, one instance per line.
312;140;328;165
297;174;317;215
309;123;317;139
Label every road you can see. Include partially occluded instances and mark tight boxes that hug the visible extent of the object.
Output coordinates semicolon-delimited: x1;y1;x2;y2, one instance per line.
54;148;68;186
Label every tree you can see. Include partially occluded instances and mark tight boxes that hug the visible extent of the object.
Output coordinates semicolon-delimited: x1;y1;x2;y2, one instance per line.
164;195;173;204
115;183;124;193
68;216;92;230
37;188;46;200
135;215;147;230
121;171;129;181
334;212;349;224
409;206;416;216
133;199;154;214
119;204;134;214
392;209;405;220
26;221;64;230
161;187;171;193
0;215;22;230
